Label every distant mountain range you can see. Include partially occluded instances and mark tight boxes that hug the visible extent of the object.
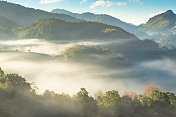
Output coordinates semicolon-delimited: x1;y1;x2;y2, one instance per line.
14;18;138;40
0;1;175;49
51;9;149;39
0;1;82;26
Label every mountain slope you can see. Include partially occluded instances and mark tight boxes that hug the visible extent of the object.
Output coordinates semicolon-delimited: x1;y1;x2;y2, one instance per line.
14;18;138;40
0;14;18;28
51;9;149;39
0;15;19;39
0;1;82;25
139;10;176;38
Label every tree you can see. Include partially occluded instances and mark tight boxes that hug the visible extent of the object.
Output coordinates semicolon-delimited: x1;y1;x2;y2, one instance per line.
75;88;98;117
102;90;120;108
149;90;176;106
144;84;160;97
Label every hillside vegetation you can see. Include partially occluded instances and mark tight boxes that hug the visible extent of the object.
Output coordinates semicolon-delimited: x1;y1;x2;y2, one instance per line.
0;68;175;117
14;18;138;40
59;44;131;68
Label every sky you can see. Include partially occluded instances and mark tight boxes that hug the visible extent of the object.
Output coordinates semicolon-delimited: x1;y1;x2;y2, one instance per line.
5;0;176;25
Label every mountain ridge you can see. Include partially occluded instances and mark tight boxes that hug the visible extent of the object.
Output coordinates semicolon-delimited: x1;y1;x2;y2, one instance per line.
0;1;82;25
139;10;176;38
51;9;150;39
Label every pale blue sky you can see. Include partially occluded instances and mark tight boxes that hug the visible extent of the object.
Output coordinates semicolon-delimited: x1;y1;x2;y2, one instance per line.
5;0;176;25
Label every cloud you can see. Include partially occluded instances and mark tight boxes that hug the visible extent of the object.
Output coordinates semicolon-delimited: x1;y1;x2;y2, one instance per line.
138;11;165;24
129;0;142;5
80;0;87;4
124;16;140;24
13;2;24;5
39;0;63;4
90;0;113;9
148;11;165;19
117;2;127;6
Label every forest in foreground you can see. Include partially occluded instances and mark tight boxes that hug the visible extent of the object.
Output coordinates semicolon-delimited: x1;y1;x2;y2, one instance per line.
0;68;175;117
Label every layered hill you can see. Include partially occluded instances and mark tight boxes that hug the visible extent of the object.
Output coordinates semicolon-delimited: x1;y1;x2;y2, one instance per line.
51;9;149;39
14;18;138;40
0;44;131;69
59;44;131;68
0;1;81;26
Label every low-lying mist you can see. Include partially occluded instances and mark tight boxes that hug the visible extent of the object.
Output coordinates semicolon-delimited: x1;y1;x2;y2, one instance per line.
0;39;175;95
0;52;142;95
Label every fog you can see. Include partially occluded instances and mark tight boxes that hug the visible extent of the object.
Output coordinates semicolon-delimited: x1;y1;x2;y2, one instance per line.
0;39;175;95
0;52;143;95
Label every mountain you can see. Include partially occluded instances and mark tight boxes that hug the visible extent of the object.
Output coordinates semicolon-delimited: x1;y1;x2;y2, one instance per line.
51;9;149;39
139;10;176;40
0;1;82;26
14;18;138;40
0;15;19;39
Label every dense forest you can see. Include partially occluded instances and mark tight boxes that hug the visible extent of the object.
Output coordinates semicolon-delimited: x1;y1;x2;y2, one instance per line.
0;67;175;117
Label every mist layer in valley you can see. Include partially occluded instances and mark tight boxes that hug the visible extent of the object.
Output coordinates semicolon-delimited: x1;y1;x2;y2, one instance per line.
0;39;175;95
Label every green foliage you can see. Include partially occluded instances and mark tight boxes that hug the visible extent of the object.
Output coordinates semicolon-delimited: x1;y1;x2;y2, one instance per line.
149;90;176;106
102;90;120;108
74;88;98;117
0;68;31;92
104;28;121;33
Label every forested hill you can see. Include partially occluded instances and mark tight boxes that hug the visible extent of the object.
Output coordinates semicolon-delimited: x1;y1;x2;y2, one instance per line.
59;44;131;68
0;1;82;25
14;18;138;40
139;10;176;34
